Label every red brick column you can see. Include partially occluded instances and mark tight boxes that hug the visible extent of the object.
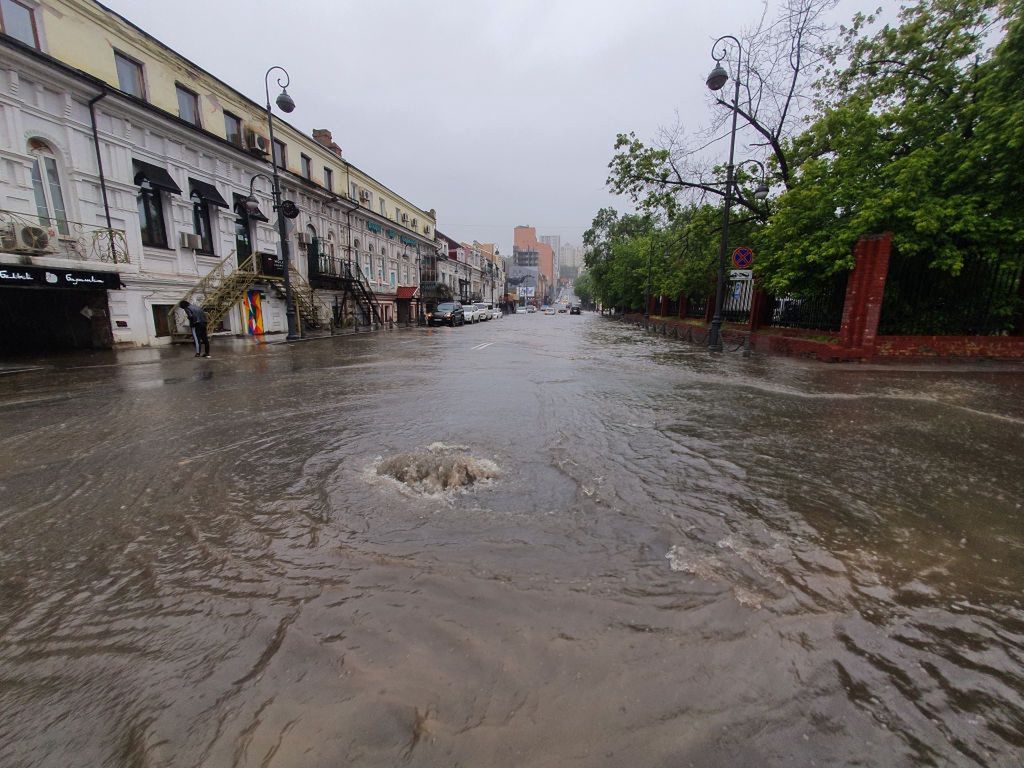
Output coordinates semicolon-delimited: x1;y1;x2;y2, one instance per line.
838;233;892;351
749;289;770;332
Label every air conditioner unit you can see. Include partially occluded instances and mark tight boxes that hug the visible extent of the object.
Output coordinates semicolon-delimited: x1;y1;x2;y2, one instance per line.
12;225;55;252
410;218;418;228
246;130;269;154
358;189;370;202
179;232;202;250
423;225;430;234
400;213;409;224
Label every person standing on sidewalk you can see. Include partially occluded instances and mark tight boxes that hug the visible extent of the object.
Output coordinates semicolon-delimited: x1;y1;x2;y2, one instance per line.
179;300;210;358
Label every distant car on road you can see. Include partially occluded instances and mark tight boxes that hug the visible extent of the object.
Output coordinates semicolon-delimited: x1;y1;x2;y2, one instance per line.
544;307;556;316
516;306;527;314
570;305;581;315
557;307;568;314
474;303;492;321
526;305;537;314
428;301;465;327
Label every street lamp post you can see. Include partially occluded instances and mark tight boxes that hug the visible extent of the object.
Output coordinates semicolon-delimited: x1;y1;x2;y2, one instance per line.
263;66;300;341
705;35;745;352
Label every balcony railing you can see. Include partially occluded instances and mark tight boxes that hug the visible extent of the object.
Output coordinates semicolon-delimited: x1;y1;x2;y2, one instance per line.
0;209;129;264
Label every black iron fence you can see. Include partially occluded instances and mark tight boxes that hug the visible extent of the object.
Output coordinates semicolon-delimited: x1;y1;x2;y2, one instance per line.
685;295;708;318
879;256;1023;335
767;272;849;332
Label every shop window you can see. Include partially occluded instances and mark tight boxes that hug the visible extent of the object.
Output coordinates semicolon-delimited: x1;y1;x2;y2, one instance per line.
114;51;145;99
176;84;200;127
28;140;68;235
1;0;40;49
152;304;174;337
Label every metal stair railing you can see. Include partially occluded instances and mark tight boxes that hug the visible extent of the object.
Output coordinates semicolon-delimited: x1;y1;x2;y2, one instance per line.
346;262;384;326
170;250;259;337
287;264;331;330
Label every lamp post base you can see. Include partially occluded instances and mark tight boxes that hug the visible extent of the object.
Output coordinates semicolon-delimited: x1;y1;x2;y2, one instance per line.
707;320;724;352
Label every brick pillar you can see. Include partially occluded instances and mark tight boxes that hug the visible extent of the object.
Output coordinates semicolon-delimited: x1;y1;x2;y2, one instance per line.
838;233;892;351
749;289;770;332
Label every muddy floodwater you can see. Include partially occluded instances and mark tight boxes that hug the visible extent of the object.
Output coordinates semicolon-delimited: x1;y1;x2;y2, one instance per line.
1;315;1023;767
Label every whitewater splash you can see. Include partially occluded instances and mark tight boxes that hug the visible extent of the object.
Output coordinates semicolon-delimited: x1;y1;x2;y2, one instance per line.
376;442;500;493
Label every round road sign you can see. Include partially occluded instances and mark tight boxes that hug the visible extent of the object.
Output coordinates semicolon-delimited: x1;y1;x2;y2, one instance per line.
732;246;754;269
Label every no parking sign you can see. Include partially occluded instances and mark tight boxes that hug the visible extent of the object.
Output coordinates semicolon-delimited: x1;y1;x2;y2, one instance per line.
732;246;754;269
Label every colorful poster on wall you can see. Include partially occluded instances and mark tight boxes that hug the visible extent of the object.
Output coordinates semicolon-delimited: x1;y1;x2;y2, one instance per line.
245;290;264;335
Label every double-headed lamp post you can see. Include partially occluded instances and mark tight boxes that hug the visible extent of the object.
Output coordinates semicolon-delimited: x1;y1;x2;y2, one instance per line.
260;66;299;341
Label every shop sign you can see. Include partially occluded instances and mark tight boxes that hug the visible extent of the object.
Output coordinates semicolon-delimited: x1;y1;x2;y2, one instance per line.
400;235;417;246
367;221;382;233
0;264;121;290
385;228;396;239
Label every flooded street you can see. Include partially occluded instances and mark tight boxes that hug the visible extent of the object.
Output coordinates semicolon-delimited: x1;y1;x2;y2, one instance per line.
1;314;1023;767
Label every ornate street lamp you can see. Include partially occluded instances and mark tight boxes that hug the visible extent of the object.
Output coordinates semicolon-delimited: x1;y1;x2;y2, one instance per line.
705;35;744;352
263;65;300;340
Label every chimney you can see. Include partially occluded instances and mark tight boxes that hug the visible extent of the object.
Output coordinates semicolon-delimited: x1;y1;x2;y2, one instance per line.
312;129;343;158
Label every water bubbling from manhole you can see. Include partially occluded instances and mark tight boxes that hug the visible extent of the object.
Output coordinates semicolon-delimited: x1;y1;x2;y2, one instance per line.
376;443;500;493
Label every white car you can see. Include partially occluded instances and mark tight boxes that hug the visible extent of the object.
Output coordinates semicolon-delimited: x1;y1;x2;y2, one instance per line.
491;307;502;319
463;303;486;323
516;306;527;314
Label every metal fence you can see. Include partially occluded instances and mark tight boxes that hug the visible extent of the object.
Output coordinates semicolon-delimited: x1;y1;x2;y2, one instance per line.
879;257;1024;336
767;272;849;332
685;295;708;318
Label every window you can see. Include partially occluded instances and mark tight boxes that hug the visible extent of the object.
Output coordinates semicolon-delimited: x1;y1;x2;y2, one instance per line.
326;231;336;258
176;84;200;127
323;167;333;191
1;0;39;48
379;198;386;216
272;139;286;168
232;195;253;265
390;270;397;288
137;178;167;247
190;191;214;254
114;51;145;99
395;206;401;221
28;140;68;236
301;154;312;179
224;112;242;146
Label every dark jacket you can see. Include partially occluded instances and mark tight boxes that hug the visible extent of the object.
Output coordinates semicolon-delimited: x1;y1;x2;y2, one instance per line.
183;303;207;326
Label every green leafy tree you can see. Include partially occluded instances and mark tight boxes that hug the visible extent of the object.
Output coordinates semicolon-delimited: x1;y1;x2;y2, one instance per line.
758;0;1024;293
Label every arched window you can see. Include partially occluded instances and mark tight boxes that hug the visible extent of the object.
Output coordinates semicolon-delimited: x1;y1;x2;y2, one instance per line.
28;139;69;235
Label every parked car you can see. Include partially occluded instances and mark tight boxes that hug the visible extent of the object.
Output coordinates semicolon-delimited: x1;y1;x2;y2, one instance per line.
463;303;485;323
544;307;556;315
557;306;568;314
489;304;502;320
570;305;581;315
516;306;527;314
474;303;492;321
428;301;465;327
526;305;537;314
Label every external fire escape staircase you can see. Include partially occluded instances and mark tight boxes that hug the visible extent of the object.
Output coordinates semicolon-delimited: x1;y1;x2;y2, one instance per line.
171;249;336;341
343;263;384;328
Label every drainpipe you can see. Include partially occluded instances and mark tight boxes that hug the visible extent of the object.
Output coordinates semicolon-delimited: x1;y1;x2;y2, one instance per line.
88;89;115;261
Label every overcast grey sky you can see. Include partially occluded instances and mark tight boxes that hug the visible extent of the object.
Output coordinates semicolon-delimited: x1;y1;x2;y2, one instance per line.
102;0;874;257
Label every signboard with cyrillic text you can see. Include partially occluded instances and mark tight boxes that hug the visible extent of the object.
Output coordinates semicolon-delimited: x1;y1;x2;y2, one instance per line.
0;265;121;290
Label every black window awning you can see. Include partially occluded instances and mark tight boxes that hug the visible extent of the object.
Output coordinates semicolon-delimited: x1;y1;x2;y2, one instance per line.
133;160;181;194
189;178;229;208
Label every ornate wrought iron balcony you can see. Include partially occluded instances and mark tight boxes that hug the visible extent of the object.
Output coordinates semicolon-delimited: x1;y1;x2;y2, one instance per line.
0;209;129;264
